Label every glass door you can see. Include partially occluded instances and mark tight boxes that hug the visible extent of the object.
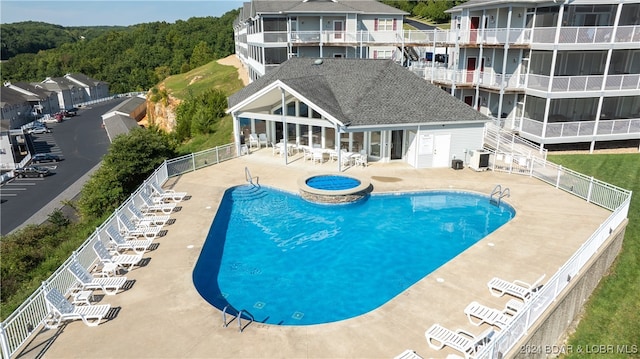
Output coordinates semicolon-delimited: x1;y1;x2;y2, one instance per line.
391;130;403;160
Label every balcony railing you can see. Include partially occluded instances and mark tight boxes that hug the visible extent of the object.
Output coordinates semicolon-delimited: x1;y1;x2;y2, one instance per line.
520;117;640;138
412;65;526;90
478;71;525;89
532;25;640;44
244;25;640;47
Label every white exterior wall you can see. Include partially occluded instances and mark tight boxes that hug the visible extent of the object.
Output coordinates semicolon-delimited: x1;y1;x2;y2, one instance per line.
406;123;485;169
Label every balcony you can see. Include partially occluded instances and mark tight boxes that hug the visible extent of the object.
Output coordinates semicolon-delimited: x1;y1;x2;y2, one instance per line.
244;25;640;48
413;65;526;90
520;117;640;141
527;73;640;93
531;26;640;45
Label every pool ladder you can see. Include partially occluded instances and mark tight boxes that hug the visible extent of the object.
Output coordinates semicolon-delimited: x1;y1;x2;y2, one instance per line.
245;166;259;187
490;184;510;206
222;305;254;332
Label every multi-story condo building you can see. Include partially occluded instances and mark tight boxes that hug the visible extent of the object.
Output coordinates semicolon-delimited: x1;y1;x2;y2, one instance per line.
234;0;640;152
430;0;640;151
233;0;409;81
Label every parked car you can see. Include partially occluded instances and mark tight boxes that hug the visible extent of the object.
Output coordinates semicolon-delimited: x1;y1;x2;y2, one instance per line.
40;114;61;123
14;166;51;178
26;126;51;135
65;107;78;116
32;153;62;164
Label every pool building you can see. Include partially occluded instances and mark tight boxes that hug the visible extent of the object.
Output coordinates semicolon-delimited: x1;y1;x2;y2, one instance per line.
227;58;492;170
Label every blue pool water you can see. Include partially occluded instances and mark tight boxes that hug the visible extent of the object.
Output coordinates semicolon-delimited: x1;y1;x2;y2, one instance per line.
193;185;515;326
305;175;361;190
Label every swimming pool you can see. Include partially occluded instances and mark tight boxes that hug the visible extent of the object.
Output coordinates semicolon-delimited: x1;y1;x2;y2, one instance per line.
193;185;515;326
306;175;361;190
298;174;371;204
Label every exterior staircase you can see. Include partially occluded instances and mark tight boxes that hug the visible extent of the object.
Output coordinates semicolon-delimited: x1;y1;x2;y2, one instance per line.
483;122;547;160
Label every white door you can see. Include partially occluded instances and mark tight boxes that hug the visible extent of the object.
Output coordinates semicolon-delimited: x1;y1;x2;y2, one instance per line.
433;134;451;167
406;130;417;167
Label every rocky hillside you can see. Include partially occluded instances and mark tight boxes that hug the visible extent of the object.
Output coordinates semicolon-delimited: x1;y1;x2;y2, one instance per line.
144;84;181;131
142;55;248;132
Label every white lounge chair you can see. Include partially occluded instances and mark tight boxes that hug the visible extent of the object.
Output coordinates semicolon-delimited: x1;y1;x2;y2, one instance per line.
248;133;260;148
44;288;111;328
487;274;545;301
117;213;162;239
258;133;268;148
148;181;187;203
425;324;494;359
106;225;153;254
69;260;127;295
139;192;177;214
128;203;170;226
394;349;423;359
93;240;143;273
464;301;514;329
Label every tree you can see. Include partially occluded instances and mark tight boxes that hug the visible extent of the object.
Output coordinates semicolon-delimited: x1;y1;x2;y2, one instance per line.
190;41;213;69
78;127;176;219
0;10;240;91
174;89;228;140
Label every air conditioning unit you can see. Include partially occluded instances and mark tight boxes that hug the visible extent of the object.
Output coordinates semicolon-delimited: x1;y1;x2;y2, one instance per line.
469;150;490;171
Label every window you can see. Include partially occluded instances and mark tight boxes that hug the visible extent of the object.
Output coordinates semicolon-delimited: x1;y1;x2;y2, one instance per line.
374;18;397;31
373;50;393;59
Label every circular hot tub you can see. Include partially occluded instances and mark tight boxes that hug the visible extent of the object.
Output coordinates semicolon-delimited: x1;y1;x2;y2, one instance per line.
298;174;371;204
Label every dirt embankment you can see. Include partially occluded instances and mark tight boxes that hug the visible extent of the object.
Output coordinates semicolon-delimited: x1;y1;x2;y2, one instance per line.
144;55;249;131
216;55;250;86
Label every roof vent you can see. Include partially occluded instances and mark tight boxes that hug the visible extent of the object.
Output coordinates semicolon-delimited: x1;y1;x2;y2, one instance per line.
313;59;323;65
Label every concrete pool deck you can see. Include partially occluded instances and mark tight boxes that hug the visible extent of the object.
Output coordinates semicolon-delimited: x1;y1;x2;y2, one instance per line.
18;148;613;359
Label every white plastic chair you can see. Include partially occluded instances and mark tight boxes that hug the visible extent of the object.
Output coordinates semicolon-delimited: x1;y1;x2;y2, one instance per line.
258;133;268;148
93;240;143;273
425;324;494;359
487;274;545;301
44;288;111;328
117;213;162;239
69;260;127;295
248;133;260;148
106;225;153;254
463;301;514;329
312;149;324;164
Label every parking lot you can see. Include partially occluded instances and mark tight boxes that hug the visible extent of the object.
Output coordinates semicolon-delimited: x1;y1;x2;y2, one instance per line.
0;98;128;235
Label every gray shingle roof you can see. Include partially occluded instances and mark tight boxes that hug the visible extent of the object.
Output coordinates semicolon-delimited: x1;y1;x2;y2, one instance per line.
0;86;29;108
228;58;490;127
103;114;139;143
66;73;108;86
448;0;543;12
109;96;146;115
245;0;407;17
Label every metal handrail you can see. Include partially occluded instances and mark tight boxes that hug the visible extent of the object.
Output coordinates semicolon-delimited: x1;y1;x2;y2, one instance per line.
244;166;259;187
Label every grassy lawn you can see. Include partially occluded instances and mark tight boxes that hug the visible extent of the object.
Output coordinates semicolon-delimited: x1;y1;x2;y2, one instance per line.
176;116;235;155
163;61;243;101
548;153;639;358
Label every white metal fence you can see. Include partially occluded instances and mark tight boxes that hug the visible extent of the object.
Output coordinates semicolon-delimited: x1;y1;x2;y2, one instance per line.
475;154;631;358
0;142;632;359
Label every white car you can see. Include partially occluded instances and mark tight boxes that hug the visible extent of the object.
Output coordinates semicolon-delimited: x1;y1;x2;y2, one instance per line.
40;114;59;123
27;126;51;135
